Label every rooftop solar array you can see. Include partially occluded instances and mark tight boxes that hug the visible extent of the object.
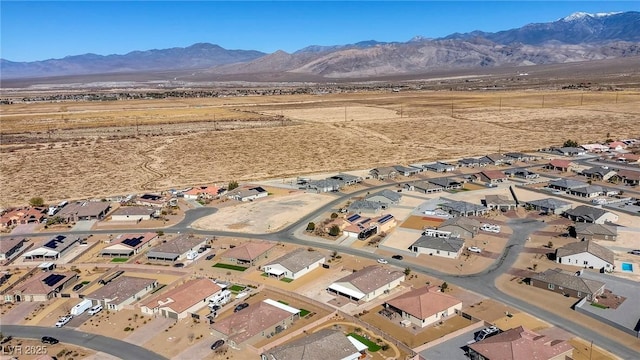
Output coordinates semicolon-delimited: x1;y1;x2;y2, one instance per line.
122;236;144;248
141;194;161;200
378;214;394;224
347;214;361;222
44;235;66;249
43;274;65;287
359;218;371;224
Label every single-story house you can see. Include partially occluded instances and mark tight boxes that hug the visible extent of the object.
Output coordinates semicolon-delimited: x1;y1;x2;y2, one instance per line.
504;169;539;179
339;213;396;240
438;217;481;238
480;154;507;166
440;199;489;217
86;276;158;311
385;286;462;328
580;167;617;181
0;237;28;262
612;153;640;164
327;265;405;302
110;206;160;222
428;178;463;190
482;195;517;211
504;152;537;162
609;169;640;186
530;268;605;300
457;158;483;168
410;234;465;259
545;159;575;172
553;147;586;156
146;234;207;262
329;173;362;186
424;162;456;173
365;189;402;206
220;241;275;266
608;141;627;151
22;235;80;261
135;194;168;207
403;181;444;194
563;205;618;224
548;179;589;192
467;326;573;360
140;278;222;319
227;186;268;202
568;185;608;198
574;223;617;241
581;144;610;153
261;329;367;360
262;248;325;280
183;185;222;200
5;271;78;302
393;165;421;176
211;299;300;347
57;201;111;222
100;232;158;257
0;207;47;228
369;167;398;180
477;170;508;184
348;200;385;214
525;198;572;215
304;178;342;193
556;240;615;271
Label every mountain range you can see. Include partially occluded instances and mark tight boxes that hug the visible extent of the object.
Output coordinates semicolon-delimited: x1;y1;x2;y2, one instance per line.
2;11;639;80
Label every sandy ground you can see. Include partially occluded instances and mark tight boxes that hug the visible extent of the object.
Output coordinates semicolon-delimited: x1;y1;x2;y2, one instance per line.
2;91;638;207
0;337;94;360
192;191;334;233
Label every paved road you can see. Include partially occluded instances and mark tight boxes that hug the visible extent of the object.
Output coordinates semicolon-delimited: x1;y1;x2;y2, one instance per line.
0;325;168;360
2;177;639;358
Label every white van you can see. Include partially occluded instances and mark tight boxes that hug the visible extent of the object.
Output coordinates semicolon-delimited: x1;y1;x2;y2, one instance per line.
88;304;103;316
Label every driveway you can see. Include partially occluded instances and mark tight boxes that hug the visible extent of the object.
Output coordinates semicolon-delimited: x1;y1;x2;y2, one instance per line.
419;328;478;360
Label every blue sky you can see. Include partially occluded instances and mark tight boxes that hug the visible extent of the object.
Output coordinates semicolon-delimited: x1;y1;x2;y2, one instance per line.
1;1;638;62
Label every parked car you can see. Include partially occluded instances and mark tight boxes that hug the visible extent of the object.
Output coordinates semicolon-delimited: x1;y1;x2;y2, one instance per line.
468;246;482;253
173;263;185;268
377;258;388;264
210;339;225;350
41;336;59;344
205;254;216;261
391;255;404;260
628;250;640;256
88;304;103;316
72;283;84;292
55;315;73;328
234;303;249;312
474;326;500;342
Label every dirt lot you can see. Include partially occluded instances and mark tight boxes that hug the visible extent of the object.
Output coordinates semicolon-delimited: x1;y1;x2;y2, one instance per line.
0;337;94;360
1;90;638;207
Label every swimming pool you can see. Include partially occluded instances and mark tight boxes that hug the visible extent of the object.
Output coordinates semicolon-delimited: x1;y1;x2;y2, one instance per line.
621;262;634;272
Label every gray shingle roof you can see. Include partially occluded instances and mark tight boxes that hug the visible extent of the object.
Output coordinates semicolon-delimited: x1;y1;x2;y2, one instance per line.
574;223;617;237
348;200;383;212
335;265;404;294
440;200;488;214
564;205;610;222
439;217;481;234
532;268;605;295
549;179;589;190
366;189;402;203
264;248;325;274
411;235;465;252
526;198;572;210
263;329;361;360
147;234;205;257
556;240;615;265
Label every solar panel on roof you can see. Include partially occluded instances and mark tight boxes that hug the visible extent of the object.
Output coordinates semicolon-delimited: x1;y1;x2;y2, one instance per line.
379;214;394;224
44;235;66;249
43;274;65;287
122;236;143;248
347;214;361;222
359;218;371;224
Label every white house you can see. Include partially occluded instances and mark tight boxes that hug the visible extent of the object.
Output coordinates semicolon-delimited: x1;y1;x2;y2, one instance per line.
556;240;615;271
563;205;618;224
385;286;462;328
261;329;367;360
327;265;404;302
410;235;465;259
86;276;157;311
110;206;159;222
262;248;325;280
140;278;222;319
227;186;268;202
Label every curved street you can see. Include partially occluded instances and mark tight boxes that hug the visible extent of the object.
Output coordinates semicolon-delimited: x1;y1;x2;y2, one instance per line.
1;179;639;359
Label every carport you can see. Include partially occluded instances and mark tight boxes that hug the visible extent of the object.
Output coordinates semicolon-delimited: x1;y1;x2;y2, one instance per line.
327;283;365;301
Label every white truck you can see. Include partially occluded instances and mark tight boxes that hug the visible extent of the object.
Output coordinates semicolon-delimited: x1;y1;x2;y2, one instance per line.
208;290;231;309
70;299;92;316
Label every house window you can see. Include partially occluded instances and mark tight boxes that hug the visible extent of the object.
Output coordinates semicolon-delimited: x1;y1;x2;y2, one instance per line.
584;261;588;265
548;284;555;290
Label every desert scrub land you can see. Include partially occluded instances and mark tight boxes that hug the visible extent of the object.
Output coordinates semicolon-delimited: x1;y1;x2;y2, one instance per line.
1;90;638;207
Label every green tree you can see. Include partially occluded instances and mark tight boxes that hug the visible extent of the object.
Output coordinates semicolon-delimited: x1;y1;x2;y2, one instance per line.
228;180;239;191
329;225;340;237
29;197;45;207
404;267;411;276
563;139;578;148
547;240;554;249
330;212;339;219
441;282;449;292
306;222;315;232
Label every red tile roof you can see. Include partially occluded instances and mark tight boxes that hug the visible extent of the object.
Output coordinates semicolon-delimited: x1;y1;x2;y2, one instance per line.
222;242;275;261
141;278;221;314
212;300;293;344
480;170;507;180
548;159;573;168
386;286;461;319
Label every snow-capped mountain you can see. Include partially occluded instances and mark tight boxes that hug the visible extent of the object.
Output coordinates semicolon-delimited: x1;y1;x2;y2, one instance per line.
561;12;623;22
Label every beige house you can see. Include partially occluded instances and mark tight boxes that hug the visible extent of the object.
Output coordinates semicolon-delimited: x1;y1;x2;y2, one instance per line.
261;329;367;360
140;278;222;319
262;248;325;280
327;265;405;302
211;299;300;348
100;232;158;257
220;241;275;266
86;276;157;311
6;271;78;302
385;286;462;328
0;237;27;262
468;326;573;360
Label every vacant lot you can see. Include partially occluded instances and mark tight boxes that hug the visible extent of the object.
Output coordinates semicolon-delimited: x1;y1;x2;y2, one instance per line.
1;90;638;207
